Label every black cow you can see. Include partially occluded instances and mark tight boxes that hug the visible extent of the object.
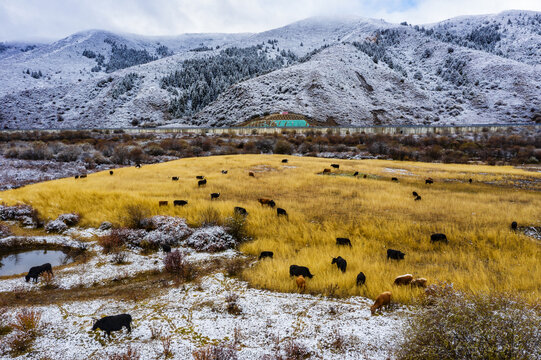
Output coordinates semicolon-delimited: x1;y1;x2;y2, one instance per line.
468;178;473;184
25;263;53;282
425;178;433;184
336;237;352;247
353;171;359;176
172;177;179;181
173;200;188;206
282;159;288;163
161;244;171;253
430;233;448;244
331;164;340;169
356;272;366;286
412;191;419;197
387;249;405;261
196;176;205;179
92;314;132;338
198;179;207;187
135;163;141;168
331;256;347;273
415;195;422;201
511;221;518;230
74;175;79;179
258;251;274;260
109;170;114;175
210;193;220;200
221;170;228;174
80;174;87;178
289;265;313;278
234;207;248;216
391;177;398;182
277;208;288;217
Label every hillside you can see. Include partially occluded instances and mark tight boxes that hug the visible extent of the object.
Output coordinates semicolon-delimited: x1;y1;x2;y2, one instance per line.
0;10;540;129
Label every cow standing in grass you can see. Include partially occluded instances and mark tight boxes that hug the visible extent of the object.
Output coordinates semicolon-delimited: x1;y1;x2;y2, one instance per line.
371;292;392;315
25;263;53;283
92;314;132;338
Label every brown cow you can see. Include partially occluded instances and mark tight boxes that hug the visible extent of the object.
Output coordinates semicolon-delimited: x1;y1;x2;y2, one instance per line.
410;278;427;288
159;201;168;207
249;172;255;177
323;169;331;173
296;275;306;292
394;274;413;286
258;198;276;207
370;291;392;315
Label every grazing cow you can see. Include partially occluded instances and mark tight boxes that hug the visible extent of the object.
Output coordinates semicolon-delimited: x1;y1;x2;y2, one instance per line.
511;221;518;230
353;171;359;176
161;244;171;253
234;207;248;216
363;174;367;179
135;163;141;168
25;263;53;283
221;170;228;174
370;292;392;315
296;275;306;291
198;179;207;187
210;193;220;200
415;195;422;201
331;164;340;169
391;177;398;182
159;201;168;207
196;176;205;179
430;233;448;244
173;200;188;206
425;178;433;184
172;177;179;181
336;237;352;247
468;178;473;184
331;256;347;273
410;278;427;288
323;169;331;173
109;171;114;175
74;175;79;179
80;174;87;178
258;198;276;208
289;265;314;278
258;251;274;260
412;191;419;197
282;159;288;163
393;274;413;286
249;172;255;177
356;272;366;286
92;314;132;338
387;249;405;261
277;208;288;217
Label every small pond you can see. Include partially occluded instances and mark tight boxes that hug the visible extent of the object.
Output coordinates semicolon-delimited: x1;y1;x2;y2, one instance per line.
0;249;75;276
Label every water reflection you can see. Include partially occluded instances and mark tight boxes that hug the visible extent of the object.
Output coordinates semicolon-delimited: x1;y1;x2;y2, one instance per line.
0;249;75;276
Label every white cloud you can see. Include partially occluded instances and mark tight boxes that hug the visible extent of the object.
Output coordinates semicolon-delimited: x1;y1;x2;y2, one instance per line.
0;0;539;41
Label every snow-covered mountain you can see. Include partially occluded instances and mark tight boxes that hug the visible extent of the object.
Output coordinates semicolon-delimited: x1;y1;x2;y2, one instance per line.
0;10;539;129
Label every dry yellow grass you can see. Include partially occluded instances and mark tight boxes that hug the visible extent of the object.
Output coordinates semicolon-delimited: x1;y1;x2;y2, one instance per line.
1;155;540;303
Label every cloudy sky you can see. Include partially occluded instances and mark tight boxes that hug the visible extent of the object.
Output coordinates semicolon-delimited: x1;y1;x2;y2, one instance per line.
1;0;540;41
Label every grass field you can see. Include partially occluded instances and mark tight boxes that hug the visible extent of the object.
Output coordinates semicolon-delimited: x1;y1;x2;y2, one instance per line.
1;155;540;303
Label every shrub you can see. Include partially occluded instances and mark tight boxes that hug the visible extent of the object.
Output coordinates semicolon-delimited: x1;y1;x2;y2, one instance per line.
274;140;293;154
396;285;541;360
98;231;126;254
2;308;42;356
111;251;128;265
0;224;12;238
198;207;221;227
44;219;68;233
225;293;242;315
192;343;237;360
283;340;311;360
224;215;249;242
57;213;80;226
108;346;140;360
164;250;195;282
120;204;150;229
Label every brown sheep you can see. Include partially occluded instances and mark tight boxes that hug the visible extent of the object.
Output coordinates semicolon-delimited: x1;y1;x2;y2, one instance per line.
370;291;392;315
296;275;306;291
393;274;413;286
410;278;428;288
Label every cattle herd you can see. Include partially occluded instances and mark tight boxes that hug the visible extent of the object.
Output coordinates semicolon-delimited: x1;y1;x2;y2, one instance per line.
21;158;521;338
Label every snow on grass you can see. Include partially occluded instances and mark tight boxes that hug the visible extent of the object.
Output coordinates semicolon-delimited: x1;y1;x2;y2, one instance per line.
3;272;407;360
